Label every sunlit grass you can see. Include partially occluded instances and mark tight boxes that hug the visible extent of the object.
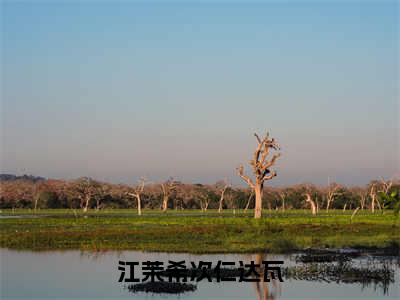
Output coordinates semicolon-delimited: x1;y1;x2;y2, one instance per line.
0;209;398;253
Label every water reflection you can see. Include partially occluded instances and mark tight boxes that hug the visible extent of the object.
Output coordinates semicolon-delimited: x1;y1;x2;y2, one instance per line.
251;253;281;300
1;249;399;299
118;251;397;298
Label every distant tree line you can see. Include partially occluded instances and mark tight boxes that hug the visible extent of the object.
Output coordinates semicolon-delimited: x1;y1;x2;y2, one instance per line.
0;174;398;213
0;174;45;182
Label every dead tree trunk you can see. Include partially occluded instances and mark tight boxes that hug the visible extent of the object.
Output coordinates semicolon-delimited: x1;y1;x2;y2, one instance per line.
305;194;317;215
360;194;366;210
375;177;393;211
161;177;177;212
83;194;90;212
137;194;142;215
381;177;393;194
370;185;376;213
353;187;368;210
128;177;146;216
199;194;210;212
204;201;209;211
218;197;223;212
161;194;168;211
33;184;39;212
244;191;254;213
95;198;103;211
128;193;142;215
325;180;341;212
254;182;264;218
34;196;39;211
279;192;286;212
218;182;229;213
236;131;281;219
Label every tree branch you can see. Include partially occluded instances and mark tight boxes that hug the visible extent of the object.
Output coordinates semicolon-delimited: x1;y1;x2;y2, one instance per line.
263;171;277;181
261;153;281;173
128;192;139;199
236;166;255;188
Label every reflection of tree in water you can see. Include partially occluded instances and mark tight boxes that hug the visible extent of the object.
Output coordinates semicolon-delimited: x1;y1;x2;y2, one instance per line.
251;253;281;300
284;254;396;296
250;252;396;298
82;250;395;297
252;278;281;300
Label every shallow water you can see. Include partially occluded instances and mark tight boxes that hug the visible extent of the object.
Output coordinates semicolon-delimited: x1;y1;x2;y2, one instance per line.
1;249;399;300
0;215;46;219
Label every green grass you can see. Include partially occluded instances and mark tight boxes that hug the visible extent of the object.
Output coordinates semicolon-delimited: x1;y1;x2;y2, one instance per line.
0;209;398;253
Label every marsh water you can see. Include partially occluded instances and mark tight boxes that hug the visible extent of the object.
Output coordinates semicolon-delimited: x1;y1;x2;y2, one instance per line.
1;249;399;300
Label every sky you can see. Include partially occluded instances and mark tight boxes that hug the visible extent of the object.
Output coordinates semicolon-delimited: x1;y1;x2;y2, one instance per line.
1;1;399;186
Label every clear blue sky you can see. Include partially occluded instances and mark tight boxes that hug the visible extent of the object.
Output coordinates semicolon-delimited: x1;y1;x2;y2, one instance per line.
1;1;398;186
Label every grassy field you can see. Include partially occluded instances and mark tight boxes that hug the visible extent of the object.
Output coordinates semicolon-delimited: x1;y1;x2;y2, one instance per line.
0;209;399;253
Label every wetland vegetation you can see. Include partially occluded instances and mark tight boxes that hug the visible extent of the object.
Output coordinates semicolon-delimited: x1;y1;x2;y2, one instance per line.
1;209;398;253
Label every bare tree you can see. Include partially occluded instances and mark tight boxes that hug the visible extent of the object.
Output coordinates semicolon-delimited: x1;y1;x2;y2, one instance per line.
369;183;378;213
278;190;287;212
199;193;210;212
161;177;177;212
352;187;368;210
305;193;317;215
225;188;238;215
194;184;211;212
68;177;102;212
217;179;230;213
236;131;281;219
380;177;393;194
33;183;40;211
368;177;394;212
376;177;398;211
325;179;341;212
127;177;146;216
94;183;108;211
